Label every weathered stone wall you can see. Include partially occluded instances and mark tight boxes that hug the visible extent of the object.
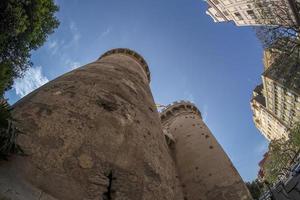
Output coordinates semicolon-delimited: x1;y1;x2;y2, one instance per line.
0;49;183;200
160;101;253;200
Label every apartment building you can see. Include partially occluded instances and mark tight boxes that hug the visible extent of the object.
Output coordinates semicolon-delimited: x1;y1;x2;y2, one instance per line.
251;47;300;141
205;0;299;26
262;63;300;128
251;84;289;141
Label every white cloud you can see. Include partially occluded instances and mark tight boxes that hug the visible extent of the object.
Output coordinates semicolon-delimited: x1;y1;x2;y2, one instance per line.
46;22;81;55
183;90;208;121
98;28;111;39
13;66;49;97
69;61;81;70
48;40;58;49
45;36;81;70
73;33;81;43
184;91;195;103
69;21;81;44
47;39;60;55
202;104;208;122
70;21;76;33
64;58;81;70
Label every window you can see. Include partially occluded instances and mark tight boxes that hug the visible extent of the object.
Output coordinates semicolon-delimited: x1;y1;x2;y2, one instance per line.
234;12;243;20
291;110;296;116
247;10;256;19
235;11;241;16
212;0;220;4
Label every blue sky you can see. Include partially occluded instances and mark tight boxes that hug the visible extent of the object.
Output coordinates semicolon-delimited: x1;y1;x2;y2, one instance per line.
5;0;269;181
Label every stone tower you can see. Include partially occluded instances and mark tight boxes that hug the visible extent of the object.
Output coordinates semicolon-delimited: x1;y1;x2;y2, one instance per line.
160;101;252;200
0;49;252;200
0;49;183;200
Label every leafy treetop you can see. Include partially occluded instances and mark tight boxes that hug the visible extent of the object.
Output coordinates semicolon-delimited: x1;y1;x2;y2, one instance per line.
263;123;300;184
0;0;59;96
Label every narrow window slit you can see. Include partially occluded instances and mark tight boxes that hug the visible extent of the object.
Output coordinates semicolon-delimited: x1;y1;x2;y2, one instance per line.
103;171;114;200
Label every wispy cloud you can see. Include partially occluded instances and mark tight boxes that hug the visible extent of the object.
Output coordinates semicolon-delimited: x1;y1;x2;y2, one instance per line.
202;104;208;122
63;58;81;70
46;39;81;71
47;39;64;55
184;91;195;103
46;21;80;54
48;40;58;49
13;66;49;97
181;75;195;103
69;21;81;44
45;21;81;71
98;27;111;39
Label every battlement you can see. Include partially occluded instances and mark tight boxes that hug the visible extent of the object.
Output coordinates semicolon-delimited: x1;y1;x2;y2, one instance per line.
160;101;202;123
99;48;151;82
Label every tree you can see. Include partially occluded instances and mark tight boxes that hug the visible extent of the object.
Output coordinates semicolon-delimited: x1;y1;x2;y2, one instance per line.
0;0;59;97
263;123;300;184
0;0;59;159
245;179;265;200
254;0;300;26
263;139;292;184
254;0;300;65
289;123;300;148
0;99;23;159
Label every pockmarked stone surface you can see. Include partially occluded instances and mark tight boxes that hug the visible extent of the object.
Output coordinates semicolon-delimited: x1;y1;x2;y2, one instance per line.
160;101;253;200
0;49;183;200
0;48;252;200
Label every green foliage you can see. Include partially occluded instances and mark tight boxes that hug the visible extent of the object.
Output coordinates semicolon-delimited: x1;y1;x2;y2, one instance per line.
263;124;300;184
289;123;300;148
0;0;59;97
0;63;14;96
0;99;23;160
0;0;59;159
264;139;291;184
254;0;300;80
245;179;265;200
254;0;300;52
263;47;300;94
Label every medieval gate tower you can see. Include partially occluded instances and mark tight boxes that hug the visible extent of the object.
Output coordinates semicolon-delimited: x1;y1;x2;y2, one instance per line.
160;101;252;200
0;49;252;200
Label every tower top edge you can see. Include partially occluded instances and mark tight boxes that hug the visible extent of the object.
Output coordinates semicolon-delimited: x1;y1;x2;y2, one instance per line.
99;48;151;82
160;101;202;122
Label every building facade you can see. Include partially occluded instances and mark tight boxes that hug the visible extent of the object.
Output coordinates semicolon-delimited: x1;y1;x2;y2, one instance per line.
0;49;251;200
262;46;300;128
263;49;278;71
251;84;289;141
160;101;252;200
262;75;300;128
205;0;299;26
251;48;300;141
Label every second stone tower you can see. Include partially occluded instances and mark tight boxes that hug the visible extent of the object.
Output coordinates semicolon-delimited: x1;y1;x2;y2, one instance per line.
160;101;252;200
